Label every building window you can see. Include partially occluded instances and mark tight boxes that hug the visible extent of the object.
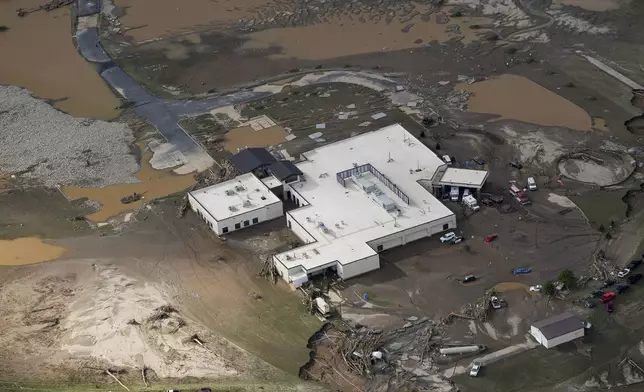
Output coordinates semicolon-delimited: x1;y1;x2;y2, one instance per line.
443;223;449;230
244;220;250;227
235;223;241;230
222;227;229;233
253;217;259;224
377;245;384;252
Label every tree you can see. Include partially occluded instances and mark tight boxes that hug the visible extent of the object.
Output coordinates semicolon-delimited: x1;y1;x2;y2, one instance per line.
558;269;577;289
543;281;556;297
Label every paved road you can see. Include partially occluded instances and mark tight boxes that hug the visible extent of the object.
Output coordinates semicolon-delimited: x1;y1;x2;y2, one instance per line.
74;0;407;172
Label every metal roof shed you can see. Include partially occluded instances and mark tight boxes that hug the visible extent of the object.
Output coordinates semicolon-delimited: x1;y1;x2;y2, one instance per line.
230;148;277;174
269;160;303;182
530;312;585;348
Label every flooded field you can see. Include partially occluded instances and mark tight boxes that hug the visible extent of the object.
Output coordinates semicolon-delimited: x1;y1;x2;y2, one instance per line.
0;0;121;119
459;74;593;131
241;14;492;60
224;125;288;153
0;237;67;265
63;149;195;222
114;0;270;41
556;0;622;12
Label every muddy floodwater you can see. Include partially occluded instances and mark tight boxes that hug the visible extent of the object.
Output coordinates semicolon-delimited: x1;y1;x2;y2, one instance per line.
63;150;196;222
241;14;492;60
114;0;270;41
224;125;288;153
459;74;592;131
0;0;120;119
493;282;530;293
0;237;67;265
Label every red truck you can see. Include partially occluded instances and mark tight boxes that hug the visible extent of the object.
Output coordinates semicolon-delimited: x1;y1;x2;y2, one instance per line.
509;184;530;205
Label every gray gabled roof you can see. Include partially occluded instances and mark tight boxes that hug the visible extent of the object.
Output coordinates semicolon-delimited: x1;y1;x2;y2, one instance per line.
269;160;302;181
532;312;583;339
230;148;277;173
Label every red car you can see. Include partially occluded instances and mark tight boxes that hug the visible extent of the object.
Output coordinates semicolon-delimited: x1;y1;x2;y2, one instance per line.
601;292;615;303
484;234;498;243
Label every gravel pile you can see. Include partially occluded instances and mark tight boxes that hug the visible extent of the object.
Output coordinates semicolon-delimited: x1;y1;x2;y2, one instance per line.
0;85;139;187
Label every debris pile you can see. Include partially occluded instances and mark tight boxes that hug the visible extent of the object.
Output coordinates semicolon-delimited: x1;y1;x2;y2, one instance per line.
258;254;279;284
446;293;492;323
589;250;621;281
120;193;142;204
17;0;74;17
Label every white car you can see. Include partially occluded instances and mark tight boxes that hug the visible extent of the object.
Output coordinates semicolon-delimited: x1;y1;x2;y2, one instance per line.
443;155;453;165
582;321;592;330
470;361;482;377
490;296;503;309
440;232;456;243
617;268;631;278
527;177;537;191
529;285;543;292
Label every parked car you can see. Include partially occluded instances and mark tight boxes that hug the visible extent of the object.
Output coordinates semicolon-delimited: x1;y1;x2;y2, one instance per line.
628;273;643;284
472;156;485;165
601;292;616;303
443;155;453;165
605;302;614;313
484;233;498;243
512;268;532;275
582;299;595;308
601;279;615;289
440;232;456;243
615;284;630;294
490;296;503;309
617;268;631;278
627;259;642;270
582;321;592;329
462;275;476;283
529;285;543;292
470;361;482;377
509;161;523;169
527;177;537;191
450;236;464;244
590;290;604;298
489;195;504;203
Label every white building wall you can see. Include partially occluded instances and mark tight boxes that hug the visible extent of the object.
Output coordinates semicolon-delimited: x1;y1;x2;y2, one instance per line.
189;194;283;235
286;212;316;244
367;214;456;252
337;254;380;280
530;326;584;348
283;183;310;207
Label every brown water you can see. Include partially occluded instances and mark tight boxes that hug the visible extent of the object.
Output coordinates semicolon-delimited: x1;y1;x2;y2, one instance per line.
63;150;196;222
556;0;621;11
0;0;121;119
224;125;288;153
493;282;530;293
114;0;270;41
241;13;492;60
592;117;608;131
459;74;592;131
0;237;67;265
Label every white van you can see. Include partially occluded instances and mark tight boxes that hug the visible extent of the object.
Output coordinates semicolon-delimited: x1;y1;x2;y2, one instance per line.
450;186;459;202
527;177;537;191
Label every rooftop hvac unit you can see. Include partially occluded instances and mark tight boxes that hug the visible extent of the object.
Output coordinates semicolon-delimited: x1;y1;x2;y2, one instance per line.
242;200;253;208
235;185;246;192
313;249;320;255
228;206;238;212
225;189;235;196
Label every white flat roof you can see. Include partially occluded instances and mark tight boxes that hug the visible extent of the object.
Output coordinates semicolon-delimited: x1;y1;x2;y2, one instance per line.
439;168;488;188
261;174;282;189
189;172;280;221
275;124;455;272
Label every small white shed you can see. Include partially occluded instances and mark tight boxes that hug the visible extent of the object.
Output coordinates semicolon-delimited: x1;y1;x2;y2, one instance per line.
530;312;585;349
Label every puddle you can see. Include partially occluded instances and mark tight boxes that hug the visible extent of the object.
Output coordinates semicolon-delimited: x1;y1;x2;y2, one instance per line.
0;0;121;119
556;0;622;12
459;74;592;131
240;12;492;60
493;282;530;293
592;117;608;131
114;0;270;41
63;148;196;222
224;125;288;153
0;237;67;265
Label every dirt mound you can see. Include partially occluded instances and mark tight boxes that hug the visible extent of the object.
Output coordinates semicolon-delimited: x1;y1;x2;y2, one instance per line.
558;150;635;186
